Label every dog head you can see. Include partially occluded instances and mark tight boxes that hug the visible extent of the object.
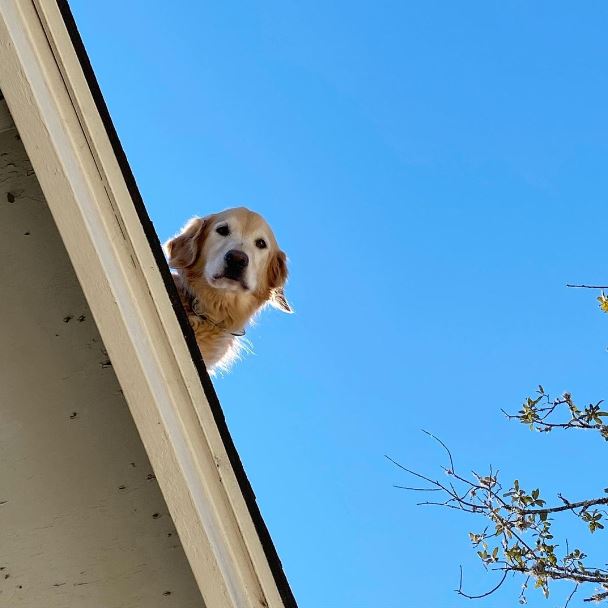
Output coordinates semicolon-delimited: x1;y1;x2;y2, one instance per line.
165;207;292;314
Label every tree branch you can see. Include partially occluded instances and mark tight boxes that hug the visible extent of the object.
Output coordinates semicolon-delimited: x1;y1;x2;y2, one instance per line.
513;496;608;517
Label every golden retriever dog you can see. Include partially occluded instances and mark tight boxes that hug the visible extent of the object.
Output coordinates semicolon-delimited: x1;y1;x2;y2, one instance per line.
165;207;291;372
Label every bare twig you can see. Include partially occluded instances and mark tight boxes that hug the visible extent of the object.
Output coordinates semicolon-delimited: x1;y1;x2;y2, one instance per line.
564;584;579;608
456;565;509;599
422;429;455;473
393;485;441;492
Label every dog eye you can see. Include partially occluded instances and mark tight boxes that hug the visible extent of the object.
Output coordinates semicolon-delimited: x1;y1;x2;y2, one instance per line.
255;238;267;249
216;225;230;236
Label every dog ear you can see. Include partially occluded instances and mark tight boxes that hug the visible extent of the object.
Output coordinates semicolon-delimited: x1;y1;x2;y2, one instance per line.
267;251;293;313
165;217;207;269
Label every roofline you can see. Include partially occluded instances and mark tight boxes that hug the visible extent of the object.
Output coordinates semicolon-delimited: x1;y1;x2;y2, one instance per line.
0;1;297;605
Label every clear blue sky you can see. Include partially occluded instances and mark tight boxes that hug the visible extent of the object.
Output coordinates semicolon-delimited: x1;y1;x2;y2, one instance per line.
71;2;608;606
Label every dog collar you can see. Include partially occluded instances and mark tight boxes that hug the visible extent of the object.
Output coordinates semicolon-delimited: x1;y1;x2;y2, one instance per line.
191;297;246;338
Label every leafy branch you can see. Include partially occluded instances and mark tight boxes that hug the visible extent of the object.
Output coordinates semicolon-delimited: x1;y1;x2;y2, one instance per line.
506;386;608;440
388;390;608;604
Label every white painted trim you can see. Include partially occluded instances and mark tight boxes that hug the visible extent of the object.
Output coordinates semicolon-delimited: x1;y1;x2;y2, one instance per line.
0;2;290;607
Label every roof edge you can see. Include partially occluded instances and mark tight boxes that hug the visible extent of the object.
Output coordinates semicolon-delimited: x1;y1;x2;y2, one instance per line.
0;1;297;605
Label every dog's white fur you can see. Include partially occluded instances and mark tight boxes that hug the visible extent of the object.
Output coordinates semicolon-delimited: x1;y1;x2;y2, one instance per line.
165;207;291;371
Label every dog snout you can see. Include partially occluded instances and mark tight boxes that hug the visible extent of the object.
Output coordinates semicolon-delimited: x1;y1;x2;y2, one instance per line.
224;249;249;270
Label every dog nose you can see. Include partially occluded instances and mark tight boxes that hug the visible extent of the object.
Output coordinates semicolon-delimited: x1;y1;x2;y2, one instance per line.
224;249;249;269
